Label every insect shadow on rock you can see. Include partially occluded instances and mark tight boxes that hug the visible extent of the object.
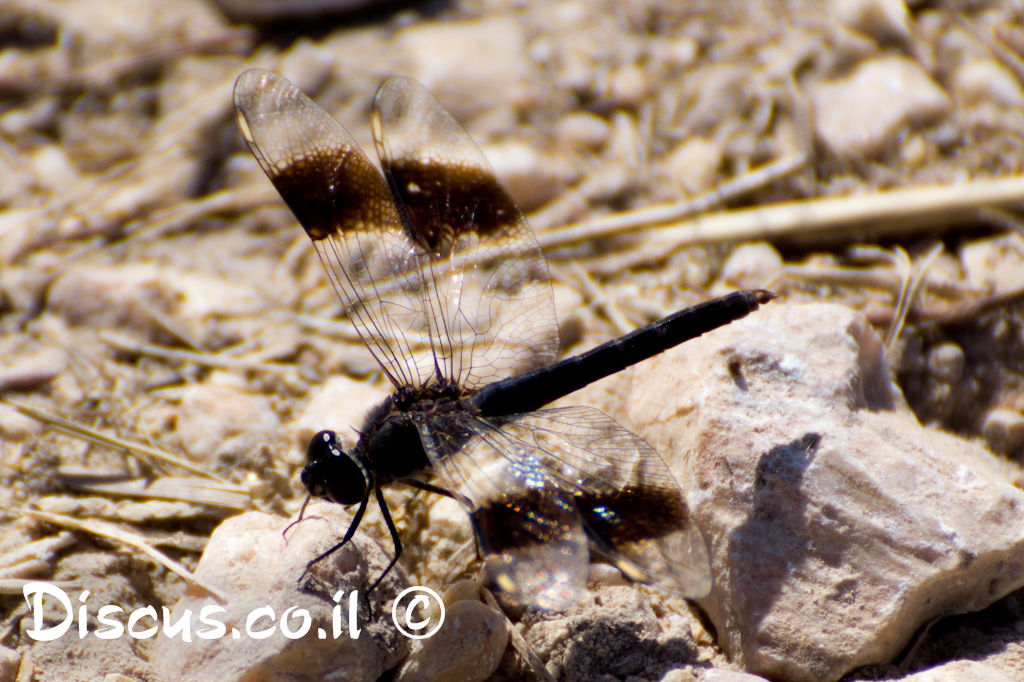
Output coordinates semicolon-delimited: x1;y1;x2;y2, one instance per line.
233;69;776;610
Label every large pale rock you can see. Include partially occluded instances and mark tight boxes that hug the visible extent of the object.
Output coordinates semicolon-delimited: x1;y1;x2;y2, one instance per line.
395;18;528;120
625;303;1024;682
811;56;950;158
16;552;159;681
151;503;409;682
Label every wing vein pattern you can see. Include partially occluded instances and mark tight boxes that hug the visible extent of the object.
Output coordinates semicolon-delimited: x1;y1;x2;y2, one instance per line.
234;70;558;390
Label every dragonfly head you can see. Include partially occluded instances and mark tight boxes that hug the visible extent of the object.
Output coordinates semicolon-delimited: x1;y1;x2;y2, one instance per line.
301;430;370;505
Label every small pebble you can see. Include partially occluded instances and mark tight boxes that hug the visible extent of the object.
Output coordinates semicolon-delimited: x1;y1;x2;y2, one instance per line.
47;263;165;336
0;403;43;440
557;112;611;150
0;350;63;393
899;134;928;166
588;562;628;587
831;0;910;43
608;64;647;108
952;59;1024;108
650;36;699;70
719;242;784;290
960;233;1024;294
441;580;484;607
666;136;723;195
394;600;508;682
28;145;80;195
926;342;965;385
177;383;279;467
983;408;1024;457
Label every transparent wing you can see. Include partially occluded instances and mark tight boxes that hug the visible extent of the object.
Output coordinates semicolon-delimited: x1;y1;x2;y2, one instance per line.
509;406;712;599
417;405;711;607
373;77;558;390
234;69;437;388
415;414;589;610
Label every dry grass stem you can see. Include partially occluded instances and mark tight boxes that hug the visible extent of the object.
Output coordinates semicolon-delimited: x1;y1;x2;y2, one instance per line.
0;579;80;595
1;398;225;482
785;265;904;291
100;331;297;375
0;532;78;575
122;185;276;244
55;474;251;510
652;174;1024;247
18;509;228;602
884;248;914;349
924;285;1024;326
537;152;808;250
885;243;944;349
561;261;635;336
0;31;253;96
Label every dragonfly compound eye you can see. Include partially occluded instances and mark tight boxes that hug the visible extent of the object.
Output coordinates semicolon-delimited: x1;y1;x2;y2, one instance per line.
302;430;369;505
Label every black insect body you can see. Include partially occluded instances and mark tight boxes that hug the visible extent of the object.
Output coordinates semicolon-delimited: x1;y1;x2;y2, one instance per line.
234;69;774;609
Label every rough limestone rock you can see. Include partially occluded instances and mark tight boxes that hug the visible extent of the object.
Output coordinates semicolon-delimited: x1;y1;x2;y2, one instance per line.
151;503;409;682
625;303;1024;682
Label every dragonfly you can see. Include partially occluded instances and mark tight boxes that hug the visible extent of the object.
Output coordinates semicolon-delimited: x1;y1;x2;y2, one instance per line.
233;69;774;609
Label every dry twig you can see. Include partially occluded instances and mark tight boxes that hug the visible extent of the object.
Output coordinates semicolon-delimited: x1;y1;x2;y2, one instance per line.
537;152;807;250
18;509;227;602
101;332;297;375
1;398;225;482
651;174;1024;247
